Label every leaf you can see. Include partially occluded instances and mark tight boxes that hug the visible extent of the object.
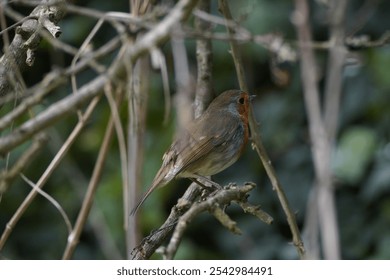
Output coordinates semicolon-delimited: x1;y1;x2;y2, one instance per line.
332;126;377;185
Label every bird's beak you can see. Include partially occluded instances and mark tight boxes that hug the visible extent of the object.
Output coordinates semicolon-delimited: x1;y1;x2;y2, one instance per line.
250;95;256;101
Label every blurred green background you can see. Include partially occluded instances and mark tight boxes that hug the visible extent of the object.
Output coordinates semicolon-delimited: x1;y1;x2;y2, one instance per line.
1;0;390;259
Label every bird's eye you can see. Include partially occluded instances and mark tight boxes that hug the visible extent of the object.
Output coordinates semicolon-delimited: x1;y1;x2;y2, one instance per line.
238;97;245;104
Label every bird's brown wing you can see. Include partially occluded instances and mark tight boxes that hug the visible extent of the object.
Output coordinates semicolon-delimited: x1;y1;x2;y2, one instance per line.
176;113;239;175
175;131;231;176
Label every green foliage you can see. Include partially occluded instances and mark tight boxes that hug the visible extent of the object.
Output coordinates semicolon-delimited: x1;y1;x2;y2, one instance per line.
333;126;377;185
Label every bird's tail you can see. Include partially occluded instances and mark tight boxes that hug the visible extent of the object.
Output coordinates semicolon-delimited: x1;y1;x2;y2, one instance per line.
130;172;170;215
130;183;157;215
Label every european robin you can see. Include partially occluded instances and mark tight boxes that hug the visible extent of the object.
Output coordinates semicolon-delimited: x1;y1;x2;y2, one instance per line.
131;89;253;215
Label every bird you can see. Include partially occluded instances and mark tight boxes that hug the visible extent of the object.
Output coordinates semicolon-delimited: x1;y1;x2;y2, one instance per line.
130;89;253;215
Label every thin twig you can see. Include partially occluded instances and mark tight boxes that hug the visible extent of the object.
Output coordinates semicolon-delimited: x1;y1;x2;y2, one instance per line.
62;95;119;259
0;15;38;36
21;174;72;235
218;0;306;259
66;5;146;27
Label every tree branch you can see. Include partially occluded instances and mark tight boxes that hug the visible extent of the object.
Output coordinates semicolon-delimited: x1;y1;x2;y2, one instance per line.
164;183;272;259
131;183;272;260
0;0;66;99
131;182;202;260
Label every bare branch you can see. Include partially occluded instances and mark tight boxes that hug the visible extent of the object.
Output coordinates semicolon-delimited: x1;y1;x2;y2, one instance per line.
236;201;274;224
346;31;390;49
212;207;242;235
